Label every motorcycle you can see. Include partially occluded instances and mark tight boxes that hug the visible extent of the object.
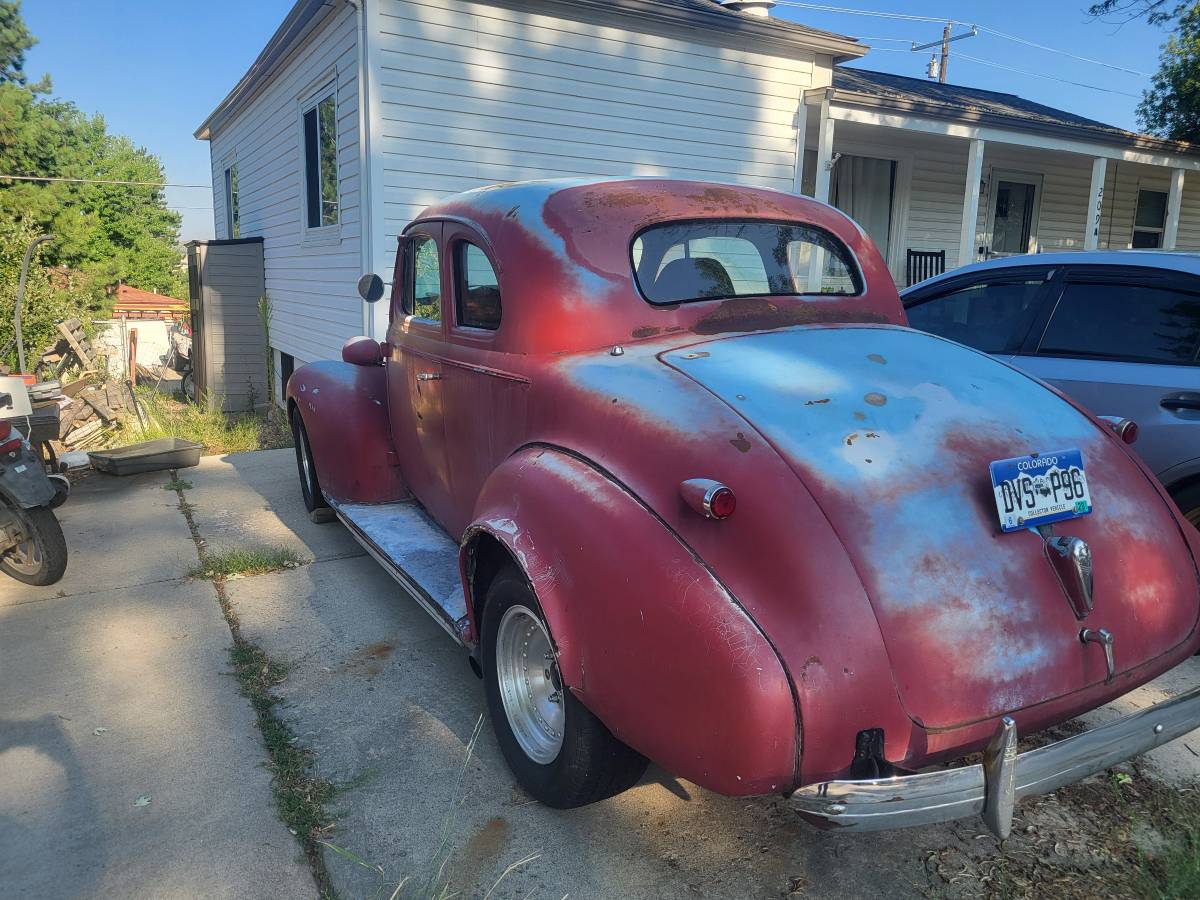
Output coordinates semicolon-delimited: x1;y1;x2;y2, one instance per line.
0;394;68;586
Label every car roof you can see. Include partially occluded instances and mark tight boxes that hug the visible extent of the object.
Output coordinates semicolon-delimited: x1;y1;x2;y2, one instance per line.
901;250;1200;295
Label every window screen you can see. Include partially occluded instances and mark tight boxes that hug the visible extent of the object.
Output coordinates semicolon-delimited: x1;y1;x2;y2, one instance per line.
303;93;339;228
1039;281;1200;364
456;243;501;330
408;235;441;322
631;221;861;305
905;275;1048;354
1133;190;1168;249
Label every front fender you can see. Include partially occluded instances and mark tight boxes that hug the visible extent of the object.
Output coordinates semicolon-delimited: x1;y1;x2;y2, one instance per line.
463;445;798;796
286;360;407;504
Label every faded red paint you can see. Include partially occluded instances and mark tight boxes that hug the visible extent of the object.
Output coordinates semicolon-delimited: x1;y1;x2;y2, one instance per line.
289;179;1200;797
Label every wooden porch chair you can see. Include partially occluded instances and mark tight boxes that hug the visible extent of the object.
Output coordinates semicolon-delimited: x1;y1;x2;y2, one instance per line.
906;249;947;287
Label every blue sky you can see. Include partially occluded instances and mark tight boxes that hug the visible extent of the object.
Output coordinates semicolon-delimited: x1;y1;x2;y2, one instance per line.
22;0;1175;242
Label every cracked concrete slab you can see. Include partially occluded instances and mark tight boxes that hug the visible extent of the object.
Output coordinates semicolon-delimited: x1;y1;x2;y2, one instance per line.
183;449;364;564
0;466;316;899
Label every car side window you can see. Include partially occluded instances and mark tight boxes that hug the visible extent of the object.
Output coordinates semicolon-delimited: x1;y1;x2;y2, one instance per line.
456;243;502;330
407;234;441;322
1037;280;1200;365
905;274;1049;354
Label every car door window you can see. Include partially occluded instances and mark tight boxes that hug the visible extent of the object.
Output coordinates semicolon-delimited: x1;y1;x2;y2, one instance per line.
1037;279;1200;364
456;243;502;330
407;234;441;322
904;273;1050;354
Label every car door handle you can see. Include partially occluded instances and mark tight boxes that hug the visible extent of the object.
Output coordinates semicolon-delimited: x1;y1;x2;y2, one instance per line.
416;372;442;382
1161;392;1200;412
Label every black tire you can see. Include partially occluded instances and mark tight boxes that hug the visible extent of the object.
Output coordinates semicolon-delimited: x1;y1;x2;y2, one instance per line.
0;505;67;586
180;370;196;403
290;412;328;514
1172;481;1200;531
481;566;648;807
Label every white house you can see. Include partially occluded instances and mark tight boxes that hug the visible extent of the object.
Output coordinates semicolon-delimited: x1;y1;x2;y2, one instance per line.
195;0;1200;397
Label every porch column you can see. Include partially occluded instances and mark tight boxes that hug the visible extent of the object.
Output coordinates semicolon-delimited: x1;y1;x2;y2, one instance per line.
813;91;836;204
1164;168;1186;250
1084;157;1107;251
792;91;809;195
957;139;986;267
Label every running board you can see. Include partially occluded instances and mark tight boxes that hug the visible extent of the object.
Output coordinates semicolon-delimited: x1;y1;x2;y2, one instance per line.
330;499;469;645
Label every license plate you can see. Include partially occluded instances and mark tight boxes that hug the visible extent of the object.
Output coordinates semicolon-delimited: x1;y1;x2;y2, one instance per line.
990;449;1092;533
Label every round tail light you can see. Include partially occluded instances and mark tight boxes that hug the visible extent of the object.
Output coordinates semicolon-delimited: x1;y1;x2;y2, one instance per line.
680;478;737;520
1099;416;1138;445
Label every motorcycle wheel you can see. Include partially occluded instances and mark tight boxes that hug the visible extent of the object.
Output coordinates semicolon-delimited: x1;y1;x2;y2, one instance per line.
0;505;68;586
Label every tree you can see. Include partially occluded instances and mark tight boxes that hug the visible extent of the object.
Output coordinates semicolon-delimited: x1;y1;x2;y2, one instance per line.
0;0;35;85
1087;1;1189;25
1138;6;1200;140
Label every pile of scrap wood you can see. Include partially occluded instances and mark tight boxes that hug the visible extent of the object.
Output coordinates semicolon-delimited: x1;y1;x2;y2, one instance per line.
57;381;130;450
36;317;100;391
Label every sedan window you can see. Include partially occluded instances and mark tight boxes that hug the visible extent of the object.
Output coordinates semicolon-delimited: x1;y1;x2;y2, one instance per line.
456;243;502;330
1038;281;1200;364
408;235;441;322
905;276;1047;354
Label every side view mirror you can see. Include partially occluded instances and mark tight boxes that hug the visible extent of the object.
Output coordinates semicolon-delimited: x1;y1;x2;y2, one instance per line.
342;336;383;367
357;273;385;303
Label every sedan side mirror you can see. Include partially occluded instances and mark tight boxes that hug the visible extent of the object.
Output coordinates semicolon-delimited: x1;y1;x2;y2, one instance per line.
342;336;383;367
357;273;385;303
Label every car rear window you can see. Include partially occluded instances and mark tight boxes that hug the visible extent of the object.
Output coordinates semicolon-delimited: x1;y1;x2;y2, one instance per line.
1038;281;1200;364
631;221;862;305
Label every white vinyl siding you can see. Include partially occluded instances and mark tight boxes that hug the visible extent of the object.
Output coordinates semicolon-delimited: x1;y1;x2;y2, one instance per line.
367;0;829;329
207;3;362;364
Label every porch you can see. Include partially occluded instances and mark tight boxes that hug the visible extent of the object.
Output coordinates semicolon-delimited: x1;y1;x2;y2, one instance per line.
799;70;1200;287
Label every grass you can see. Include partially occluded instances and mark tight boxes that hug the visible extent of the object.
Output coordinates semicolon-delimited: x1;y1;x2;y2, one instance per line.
189;544;306;580
167;474;336;895
125;388;293;456
162;479;192;491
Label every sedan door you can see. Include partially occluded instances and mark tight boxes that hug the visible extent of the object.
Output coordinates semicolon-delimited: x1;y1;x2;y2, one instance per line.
1012;266;1200;479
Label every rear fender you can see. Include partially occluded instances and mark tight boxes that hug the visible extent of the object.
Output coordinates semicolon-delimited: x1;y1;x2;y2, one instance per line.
286;360;408;504
461;445;798;796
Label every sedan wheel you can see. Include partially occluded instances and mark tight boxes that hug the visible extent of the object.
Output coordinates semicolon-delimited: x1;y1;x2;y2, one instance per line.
481;565;647;808
495;604;566;764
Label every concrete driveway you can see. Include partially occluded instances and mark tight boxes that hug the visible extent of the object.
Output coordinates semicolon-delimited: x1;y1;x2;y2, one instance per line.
4;447;1200;899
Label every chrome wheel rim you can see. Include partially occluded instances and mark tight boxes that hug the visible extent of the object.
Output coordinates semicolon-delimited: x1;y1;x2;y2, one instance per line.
3;511;41;576
299;431;313;490
495;604;564;764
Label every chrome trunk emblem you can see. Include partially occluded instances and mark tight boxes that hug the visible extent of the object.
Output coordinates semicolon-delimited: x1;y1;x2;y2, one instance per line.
1043;532;1094;619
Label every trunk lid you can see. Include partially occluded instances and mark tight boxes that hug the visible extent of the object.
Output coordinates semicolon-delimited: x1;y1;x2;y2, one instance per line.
663;325;1199;730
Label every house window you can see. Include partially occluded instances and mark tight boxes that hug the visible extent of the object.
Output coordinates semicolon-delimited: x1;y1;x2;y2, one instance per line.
456;243;502;330
223;163;239;239
303;92;339;228
1133;189;1168;248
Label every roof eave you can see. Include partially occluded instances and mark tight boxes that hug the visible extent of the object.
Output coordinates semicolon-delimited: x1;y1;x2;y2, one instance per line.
194;0;338;141
828;88;1200;160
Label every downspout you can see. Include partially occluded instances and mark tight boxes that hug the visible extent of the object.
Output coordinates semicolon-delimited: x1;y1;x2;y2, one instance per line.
348;0;375;339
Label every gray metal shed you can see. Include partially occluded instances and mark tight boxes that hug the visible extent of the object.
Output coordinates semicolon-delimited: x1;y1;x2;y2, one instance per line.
185;238;268;412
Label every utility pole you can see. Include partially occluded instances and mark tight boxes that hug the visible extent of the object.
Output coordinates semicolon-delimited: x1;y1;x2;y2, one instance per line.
939;22;951;83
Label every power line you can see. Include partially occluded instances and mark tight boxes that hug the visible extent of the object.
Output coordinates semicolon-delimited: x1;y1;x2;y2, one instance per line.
776;1;1152;77
973;25;1151;77
0;174;211;189
954;52;1144;97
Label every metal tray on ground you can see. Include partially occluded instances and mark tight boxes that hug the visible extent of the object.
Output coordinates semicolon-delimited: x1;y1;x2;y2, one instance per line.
88;437;203;476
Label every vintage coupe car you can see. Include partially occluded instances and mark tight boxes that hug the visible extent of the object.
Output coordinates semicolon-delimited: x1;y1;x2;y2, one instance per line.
288;179;1200;837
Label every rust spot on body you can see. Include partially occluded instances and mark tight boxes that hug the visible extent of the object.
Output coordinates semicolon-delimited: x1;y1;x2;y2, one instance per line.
692;297;890;336
864;392;887;407
853;411;866;421
730;432;752;453
682;351;710;359
632;326;662;339
868;353;887;365
805;398;831;406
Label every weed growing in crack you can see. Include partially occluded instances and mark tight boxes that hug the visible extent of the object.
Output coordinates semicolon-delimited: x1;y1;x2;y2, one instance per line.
189;545;306;579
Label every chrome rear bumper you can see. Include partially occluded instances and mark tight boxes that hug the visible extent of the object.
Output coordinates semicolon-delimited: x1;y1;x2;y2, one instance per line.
791;684;1200;838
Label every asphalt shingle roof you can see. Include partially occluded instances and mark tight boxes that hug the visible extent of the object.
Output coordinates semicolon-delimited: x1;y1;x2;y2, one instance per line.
832;67;1172;148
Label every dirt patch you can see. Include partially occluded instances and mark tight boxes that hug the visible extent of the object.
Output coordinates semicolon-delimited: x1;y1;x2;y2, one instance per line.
345;640;396;678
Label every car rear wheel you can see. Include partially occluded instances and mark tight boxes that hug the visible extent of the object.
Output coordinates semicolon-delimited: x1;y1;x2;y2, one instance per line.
290;412;328;515
481;566;647;807
1172;482;1200;530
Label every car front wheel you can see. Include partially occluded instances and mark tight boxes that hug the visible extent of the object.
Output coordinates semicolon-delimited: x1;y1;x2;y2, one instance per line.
290;412;328;515
481;566;647;807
